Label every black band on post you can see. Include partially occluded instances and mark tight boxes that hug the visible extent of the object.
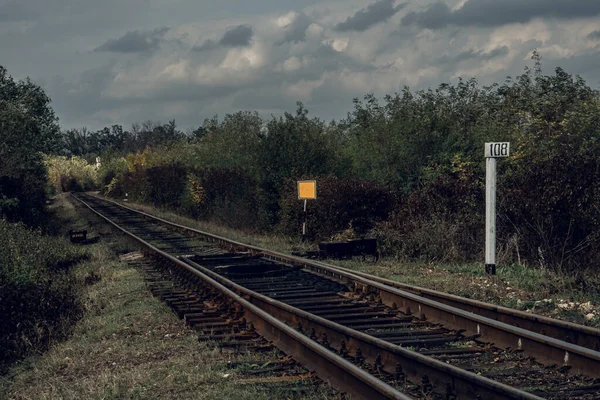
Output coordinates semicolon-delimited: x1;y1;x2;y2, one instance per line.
485;264;496;275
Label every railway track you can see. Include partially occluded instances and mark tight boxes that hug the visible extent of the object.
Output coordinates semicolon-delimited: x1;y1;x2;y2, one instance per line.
72;193;600;399
133;255;332;398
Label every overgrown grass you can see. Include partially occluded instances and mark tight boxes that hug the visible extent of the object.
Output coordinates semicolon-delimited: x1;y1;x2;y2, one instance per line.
2;258;332;399
104;193;313;254
1;194;335;399
101;193;600;327
0;216;89;373
0;193;138;374
336;259;600;328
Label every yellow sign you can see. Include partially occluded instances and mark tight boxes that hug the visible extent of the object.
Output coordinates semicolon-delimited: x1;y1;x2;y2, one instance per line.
298;180;317;199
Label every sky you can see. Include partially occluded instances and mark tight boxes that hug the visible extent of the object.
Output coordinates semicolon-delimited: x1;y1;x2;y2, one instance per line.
2;0;600;131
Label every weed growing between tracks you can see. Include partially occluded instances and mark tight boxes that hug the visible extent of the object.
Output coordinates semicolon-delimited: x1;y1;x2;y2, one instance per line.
3;265;329;400
97;193;600;327
102;193;313;254
1;194;334;400
336;259;600;328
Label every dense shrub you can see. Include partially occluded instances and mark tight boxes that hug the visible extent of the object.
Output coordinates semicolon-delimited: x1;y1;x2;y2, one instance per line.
279;175;396;240
182;168;261;229
145;163;188;208
0;159;49;226
97;155;128;192
1;65;61;225
45;155;99;193
95;58;600;272
0;220;86;372
373;157;484;261
498;88;600;270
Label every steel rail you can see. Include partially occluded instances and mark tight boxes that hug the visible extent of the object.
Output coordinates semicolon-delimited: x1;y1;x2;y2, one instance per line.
180;257;542;400
72;193;410;400
73;193;541;399
79;194;600;378
314;264;600;351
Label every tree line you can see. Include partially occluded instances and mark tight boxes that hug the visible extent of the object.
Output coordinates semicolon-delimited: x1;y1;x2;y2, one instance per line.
2;53;600;274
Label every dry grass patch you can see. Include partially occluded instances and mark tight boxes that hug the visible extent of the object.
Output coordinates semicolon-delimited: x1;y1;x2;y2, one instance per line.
98;193;311;254
97;193;600;328
2;253;332;400
1;194;334;400
336;259;600;328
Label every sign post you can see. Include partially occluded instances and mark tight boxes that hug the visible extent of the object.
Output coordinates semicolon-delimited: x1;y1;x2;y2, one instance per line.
484;142;509;275
298;180;317;241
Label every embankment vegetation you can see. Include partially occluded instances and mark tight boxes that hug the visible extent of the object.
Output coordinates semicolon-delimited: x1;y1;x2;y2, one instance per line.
0;220;87;373
1;52;599;368
58;54;599;276
0;66;96;372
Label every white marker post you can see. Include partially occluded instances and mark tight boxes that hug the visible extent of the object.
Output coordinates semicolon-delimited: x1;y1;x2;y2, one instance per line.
484;142;510;275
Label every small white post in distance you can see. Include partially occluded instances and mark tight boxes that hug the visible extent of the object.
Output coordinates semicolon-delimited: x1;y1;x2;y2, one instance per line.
297;181;316;241
302;199;307;238
484;142;509;275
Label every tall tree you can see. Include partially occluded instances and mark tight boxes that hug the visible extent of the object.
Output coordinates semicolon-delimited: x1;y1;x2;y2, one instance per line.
0;66;61;224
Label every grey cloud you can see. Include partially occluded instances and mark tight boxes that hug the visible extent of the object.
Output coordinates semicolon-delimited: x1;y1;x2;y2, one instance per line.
193;39;219;52
278;42;378;83
231;85;298;112
0;1;38;22
279;13;312;44
588;31;600;41
335;0;406;32
47;63;120;125
401;2;450;29
194;25;253;51
94;27;169;53
550;50;600;79
402;0;600;29
220;25;253;46
446;46;509;64
5;0;600;133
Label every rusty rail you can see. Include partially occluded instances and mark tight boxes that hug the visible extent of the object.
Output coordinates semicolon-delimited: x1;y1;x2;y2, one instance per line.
72;193;410;400
315;264;600;351
73;193;544;399
180;257;542;400
74;193;600;379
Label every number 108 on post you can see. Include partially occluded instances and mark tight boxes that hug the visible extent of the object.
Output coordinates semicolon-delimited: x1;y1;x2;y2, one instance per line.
485;142;510;158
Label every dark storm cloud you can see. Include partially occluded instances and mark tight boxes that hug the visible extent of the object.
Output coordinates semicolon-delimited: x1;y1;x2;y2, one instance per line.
94;27;169;53
193;25;253;51
335;0;406;32
47;63;119;122
402;0;600;29
588;31;600;41
192;39;218;52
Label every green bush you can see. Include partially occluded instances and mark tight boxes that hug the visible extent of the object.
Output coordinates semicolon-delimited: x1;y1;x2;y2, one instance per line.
1;65;61;225
279;175;396;241
182;168;261;230
98;156;128;194
373;157;484;261
97;58;600;271
0;220;87;372
145;163;188;208
45;155;99;193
